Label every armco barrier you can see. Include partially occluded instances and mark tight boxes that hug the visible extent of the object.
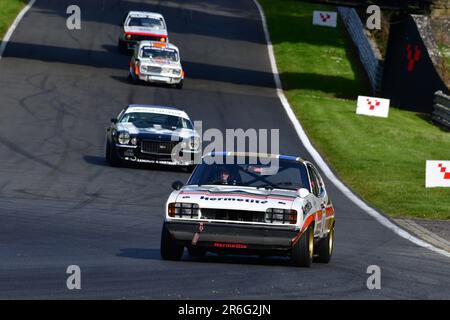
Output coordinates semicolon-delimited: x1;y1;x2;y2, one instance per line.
337;6;383;95
433;91;450;130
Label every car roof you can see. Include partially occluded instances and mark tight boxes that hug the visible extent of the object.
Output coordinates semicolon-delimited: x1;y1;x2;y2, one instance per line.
127;11;164;19
125;104;190;119
138;41;178;50
203;152;306;163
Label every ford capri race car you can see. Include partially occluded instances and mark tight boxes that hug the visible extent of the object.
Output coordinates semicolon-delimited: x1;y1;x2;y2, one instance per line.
105;104;200;167
118;11;168;53
128;41;184;88
161;152;335;267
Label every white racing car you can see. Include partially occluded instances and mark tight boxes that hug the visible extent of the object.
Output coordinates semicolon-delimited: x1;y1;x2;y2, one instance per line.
128;41;184;89
118;11;168;53
160;152;336;267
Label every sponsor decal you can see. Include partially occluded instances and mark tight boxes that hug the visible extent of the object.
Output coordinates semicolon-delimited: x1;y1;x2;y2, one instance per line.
213;242;248;249
356;95;390;118
426;160;450;188
312;11;338;27
199;195;268;204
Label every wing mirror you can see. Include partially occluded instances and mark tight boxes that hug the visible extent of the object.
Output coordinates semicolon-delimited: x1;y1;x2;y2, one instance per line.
172;181;184;190
298;188;310;198
111;117;118;124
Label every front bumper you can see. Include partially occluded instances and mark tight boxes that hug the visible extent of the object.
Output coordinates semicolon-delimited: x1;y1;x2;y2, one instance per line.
114;144;198;166
164;220;299;252
138;73;182;84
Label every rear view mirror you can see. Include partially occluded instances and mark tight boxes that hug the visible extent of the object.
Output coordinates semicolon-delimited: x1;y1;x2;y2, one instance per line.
298;188;310;198
172;181;184;190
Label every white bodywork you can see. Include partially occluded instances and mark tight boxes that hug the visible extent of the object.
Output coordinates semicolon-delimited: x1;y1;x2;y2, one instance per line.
123;11;168;38
165;181;334;238
130;42;183;85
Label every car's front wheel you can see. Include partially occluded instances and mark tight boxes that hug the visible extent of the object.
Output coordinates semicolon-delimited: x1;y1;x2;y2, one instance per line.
316;224;334;263
118;39;127;54
105;141;121;167
160;224;184;261
291;224;314;267
175;80;183;89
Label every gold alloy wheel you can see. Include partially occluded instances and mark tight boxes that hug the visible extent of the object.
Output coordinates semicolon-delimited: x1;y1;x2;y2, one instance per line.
308;227;314;259
329;228;334;256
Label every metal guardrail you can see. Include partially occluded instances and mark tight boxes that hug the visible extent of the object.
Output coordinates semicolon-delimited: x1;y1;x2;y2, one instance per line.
432;91;450;130
337;7;383;95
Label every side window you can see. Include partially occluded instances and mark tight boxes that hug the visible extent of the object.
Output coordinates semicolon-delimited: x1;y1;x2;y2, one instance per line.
311;166;325;197
307;164;320;197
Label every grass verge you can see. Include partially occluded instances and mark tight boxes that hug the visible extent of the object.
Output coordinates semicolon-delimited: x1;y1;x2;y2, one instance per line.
259;0;450;219
0;0;27;40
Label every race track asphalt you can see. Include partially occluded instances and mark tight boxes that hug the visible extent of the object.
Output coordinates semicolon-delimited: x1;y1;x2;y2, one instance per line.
0;0;449;299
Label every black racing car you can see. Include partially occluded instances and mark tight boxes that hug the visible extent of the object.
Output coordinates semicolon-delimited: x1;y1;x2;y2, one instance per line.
105;104;200;167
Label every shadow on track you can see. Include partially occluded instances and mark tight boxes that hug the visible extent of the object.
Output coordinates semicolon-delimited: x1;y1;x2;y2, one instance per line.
117;247;296;268
83;155;192;174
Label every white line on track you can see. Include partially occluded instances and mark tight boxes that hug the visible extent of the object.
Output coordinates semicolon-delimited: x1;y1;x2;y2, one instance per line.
252;0;450;258
0;0;36;60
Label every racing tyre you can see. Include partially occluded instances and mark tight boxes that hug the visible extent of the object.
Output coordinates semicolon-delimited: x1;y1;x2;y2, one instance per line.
175;80;183;89
291;224;314;267
187;246;207;258
316;225;334;263
128;71;139;84
160;224;184;261
118;39;127;54
105;141;121;167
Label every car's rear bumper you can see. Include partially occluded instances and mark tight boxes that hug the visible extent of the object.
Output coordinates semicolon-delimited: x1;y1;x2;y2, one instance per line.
164;220;299;252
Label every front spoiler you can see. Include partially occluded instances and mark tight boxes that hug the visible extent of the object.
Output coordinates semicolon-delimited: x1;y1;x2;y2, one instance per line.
164;220;299;251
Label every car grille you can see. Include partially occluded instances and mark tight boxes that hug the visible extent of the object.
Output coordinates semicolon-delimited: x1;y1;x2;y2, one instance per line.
146;66;162;74
141;140;178;155
200;209;266;223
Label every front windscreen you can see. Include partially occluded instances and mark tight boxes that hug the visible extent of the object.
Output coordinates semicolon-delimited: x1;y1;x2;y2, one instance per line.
140;47;178;62
120;112;192;130
188;156;309;190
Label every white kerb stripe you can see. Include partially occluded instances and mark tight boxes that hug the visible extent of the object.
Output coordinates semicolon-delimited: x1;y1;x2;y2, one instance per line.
252;0;450;258
0;0;36;60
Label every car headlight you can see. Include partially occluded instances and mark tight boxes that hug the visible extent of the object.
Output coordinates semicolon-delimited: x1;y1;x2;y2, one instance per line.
168;202;199;218
172;68;182;76
130;137;137;145
189;137;200;150
118;131;130;145
140;65;149;73
265;208;297;224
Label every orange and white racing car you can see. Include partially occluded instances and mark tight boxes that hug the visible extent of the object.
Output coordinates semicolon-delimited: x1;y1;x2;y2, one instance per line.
128;41;184;89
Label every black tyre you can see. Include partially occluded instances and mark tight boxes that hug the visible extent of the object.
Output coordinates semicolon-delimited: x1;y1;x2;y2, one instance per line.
291;224;314;267
118;39;127;54
105;141;121;167
175;80;183;89
160;224;184;261
316;225;334;263
187;246;206;257
129;70;140;84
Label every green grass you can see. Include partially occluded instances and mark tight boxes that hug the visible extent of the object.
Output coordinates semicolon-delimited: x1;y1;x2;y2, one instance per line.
0;0;27;39
260;0;450;219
